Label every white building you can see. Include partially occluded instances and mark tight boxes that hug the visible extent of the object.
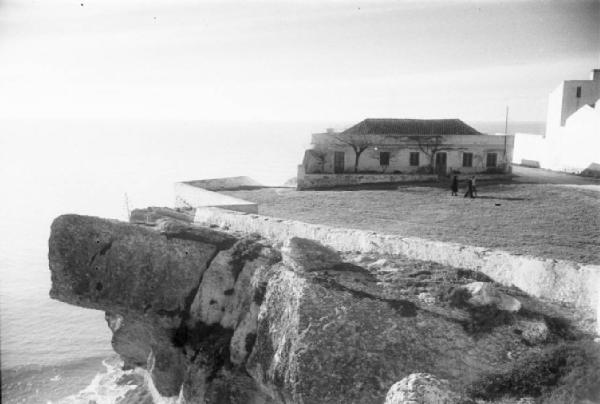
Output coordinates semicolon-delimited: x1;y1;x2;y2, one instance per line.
547;69;600;128
513;69;600;174
298;118;513;189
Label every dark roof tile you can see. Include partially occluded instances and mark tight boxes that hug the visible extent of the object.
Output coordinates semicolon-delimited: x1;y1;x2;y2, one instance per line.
341;118;482;136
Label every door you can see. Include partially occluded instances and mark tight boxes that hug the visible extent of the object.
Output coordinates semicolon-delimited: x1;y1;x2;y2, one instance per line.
435;152;447;174
486;152;498;168
334;151;345;173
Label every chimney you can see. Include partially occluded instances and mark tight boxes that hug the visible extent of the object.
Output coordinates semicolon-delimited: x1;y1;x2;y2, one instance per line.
591;69;600;81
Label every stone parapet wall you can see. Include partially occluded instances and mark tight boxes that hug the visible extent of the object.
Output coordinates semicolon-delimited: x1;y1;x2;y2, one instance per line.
297;168;438;190
174;182;258;213
451;173;514;181
296;168;512;190
182;176;263;191
194;207;600;332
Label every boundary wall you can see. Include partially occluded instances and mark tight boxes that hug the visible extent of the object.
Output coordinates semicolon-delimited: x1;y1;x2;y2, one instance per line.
183;176;263;191
297;165;513;190
174;182;258;214
194;207;600;332
297;167;437;189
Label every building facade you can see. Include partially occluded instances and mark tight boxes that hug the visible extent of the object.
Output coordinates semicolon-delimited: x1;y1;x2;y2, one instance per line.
513;68;600;174
547;69;600;128
301;118;514;176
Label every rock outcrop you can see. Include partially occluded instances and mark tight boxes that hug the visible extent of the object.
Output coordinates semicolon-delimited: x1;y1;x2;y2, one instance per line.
462;281;522;312
281;236;342;272
384;373;460;404
48;210;599;403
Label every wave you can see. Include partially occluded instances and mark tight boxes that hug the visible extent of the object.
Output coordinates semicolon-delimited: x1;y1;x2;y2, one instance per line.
2;355;106;404
3;355;154;404
42;355;183;404
3;336;184;404
52;356;148;404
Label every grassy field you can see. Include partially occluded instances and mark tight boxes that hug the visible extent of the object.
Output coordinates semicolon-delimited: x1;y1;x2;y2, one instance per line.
223;180;600;265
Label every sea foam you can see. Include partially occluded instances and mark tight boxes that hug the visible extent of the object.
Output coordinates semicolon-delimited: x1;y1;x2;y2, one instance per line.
53;357;142;404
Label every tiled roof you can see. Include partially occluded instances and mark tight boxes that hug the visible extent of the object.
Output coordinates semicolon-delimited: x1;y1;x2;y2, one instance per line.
341;118;482;136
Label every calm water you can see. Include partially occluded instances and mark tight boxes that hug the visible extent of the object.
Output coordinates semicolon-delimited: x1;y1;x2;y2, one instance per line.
0;119;541;403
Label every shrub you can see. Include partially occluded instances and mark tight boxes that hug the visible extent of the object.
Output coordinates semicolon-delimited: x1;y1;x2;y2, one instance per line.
436;286;514;333
485;167;506;174
415;166;433;174
518;308;578;342
466;340;600;403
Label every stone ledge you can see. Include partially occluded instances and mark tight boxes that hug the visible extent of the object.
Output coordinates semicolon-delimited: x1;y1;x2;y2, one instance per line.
174;182;258;214
182;176;263;191
194;206;600;333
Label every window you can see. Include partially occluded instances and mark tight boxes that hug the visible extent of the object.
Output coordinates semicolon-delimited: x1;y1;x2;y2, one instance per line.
486;153;498;168
576;86;582;98
379;152;390;166
462;152;473;167
409;152;420;166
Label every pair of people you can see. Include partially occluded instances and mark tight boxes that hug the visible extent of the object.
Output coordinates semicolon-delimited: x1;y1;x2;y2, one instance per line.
450;175;477;198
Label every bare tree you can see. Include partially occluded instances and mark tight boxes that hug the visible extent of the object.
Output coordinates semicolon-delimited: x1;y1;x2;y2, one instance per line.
408;135;446;172
305;149;328;173
311;149;328;164
332;134;373;173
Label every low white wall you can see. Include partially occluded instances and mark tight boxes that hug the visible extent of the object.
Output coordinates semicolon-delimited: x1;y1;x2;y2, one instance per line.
512;133;546;166
195;207;600;331
520;159;541;168
297;169;512;190
174;183;258;214
183;176;263;191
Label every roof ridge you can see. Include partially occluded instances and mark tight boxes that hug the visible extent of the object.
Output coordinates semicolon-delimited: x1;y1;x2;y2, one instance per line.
341;118;481;136
363;118;463;120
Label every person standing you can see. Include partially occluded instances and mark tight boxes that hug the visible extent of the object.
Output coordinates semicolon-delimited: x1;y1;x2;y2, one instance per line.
451;175;459;196
464;177;474;198
471;175;478;197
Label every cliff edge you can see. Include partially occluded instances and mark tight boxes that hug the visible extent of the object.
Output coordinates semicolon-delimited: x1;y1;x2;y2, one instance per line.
48;210;600;403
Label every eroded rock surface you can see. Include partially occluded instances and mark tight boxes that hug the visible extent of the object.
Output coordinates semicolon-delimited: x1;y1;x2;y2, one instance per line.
281;236;342;272
384;373;461;404
49;214;217;317
48;212;599;404
463;281;522;312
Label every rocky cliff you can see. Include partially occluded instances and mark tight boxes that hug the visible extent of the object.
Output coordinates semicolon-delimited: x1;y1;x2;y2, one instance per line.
48;209;600;403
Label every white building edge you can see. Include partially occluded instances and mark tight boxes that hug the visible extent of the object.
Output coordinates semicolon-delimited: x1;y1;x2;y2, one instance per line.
513;68;600;175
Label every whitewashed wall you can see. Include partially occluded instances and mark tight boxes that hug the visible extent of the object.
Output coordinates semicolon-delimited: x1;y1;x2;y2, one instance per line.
306;133;514;175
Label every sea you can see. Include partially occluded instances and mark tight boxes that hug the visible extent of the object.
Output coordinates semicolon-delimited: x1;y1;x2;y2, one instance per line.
0;119;544;404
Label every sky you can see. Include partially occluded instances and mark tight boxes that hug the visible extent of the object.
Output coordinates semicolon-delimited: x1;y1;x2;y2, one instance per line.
0;0;599;123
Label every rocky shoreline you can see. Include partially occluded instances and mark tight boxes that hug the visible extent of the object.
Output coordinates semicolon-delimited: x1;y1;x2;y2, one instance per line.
48;209;599;403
